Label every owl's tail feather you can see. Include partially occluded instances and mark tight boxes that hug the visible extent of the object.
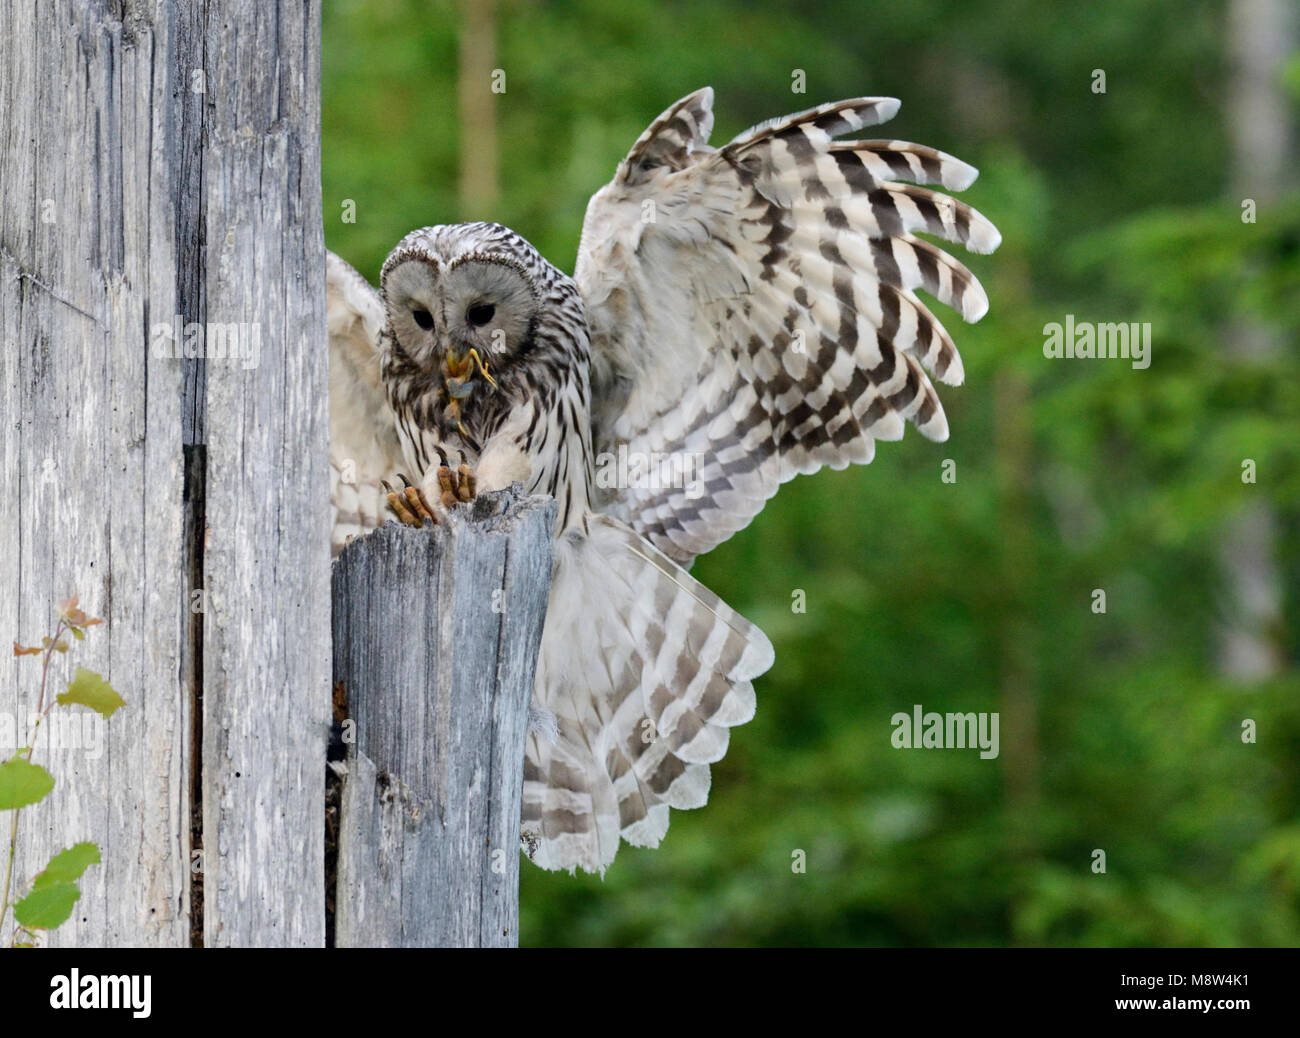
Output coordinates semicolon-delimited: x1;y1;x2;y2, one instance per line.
523;512;773;874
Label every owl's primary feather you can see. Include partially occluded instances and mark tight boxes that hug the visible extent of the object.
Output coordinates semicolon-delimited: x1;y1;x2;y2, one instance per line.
327;88;999;873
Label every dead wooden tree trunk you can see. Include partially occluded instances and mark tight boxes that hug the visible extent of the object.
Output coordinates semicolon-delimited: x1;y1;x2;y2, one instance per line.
0;0;327;946
1216;0;1295;681
457;0;500;218
332;490;553;948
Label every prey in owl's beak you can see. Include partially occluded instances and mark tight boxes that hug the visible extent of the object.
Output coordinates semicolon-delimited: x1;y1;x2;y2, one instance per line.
439;346;498;431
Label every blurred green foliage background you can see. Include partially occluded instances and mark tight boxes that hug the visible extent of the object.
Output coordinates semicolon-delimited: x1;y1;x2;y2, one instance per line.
323;0;1300;946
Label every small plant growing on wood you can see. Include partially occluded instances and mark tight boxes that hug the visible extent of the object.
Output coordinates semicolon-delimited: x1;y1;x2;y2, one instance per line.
1;594;125;948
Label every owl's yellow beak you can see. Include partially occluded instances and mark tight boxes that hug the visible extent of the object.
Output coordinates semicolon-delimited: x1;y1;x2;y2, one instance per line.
442;346;498;391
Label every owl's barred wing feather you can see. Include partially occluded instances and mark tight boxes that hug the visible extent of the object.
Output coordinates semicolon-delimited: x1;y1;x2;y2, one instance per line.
523;513;773;873
326;251;406;555
576;88;1000;564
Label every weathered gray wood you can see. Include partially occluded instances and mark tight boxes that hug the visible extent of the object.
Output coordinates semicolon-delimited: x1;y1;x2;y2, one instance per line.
333;489;554;948
0;0;327;947
0;0;191;948
197;0;329;948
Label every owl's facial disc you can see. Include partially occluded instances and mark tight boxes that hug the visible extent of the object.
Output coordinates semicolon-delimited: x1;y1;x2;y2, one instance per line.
441;256;538;362
383;257;443;370
382;250;537;413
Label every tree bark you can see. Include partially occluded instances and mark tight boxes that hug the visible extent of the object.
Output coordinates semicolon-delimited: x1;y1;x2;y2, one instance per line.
0;0;327;947
333;489;553;948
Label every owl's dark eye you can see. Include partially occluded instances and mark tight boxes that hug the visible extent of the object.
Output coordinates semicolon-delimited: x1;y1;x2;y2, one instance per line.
411;308;434;331
467;303;495;327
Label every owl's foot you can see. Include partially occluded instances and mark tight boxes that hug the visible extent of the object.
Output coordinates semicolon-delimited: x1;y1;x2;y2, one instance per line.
383;466;476;527
437;464;477;507
383;476;438;528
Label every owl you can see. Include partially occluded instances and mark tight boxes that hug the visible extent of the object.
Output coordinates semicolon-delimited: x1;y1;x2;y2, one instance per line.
327;88;1000;873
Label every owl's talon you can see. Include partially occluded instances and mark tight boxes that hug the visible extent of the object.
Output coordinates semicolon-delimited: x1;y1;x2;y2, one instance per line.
437;466;456;508
386;476;438;528
387;489;421;527
436;464;479;508
405;485;436;521
457;464;476;502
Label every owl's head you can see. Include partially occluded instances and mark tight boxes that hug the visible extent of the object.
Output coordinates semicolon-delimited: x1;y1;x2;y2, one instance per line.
379;223;542;383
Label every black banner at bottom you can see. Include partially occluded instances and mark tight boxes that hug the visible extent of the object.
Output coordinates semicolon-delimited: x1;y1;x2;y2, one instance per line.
0;947;1289;1024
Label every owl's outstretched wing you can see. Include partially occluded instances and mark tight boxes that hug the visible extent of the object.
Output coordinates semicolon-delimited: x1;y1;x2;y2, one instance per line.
326;251;405;555
576;88;1000;565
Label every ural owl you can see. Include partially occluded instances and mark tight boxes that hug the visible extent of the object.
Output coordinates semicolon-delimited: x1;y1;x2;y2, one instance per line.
327;88;1000;873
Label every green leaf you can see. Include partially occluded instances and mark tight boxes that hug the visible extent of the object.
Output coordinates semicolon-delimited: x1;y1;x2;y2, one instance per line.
57;667;125;719
70;627;85;641
0;758;55;810
14;882;80;929
32;842;100;889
